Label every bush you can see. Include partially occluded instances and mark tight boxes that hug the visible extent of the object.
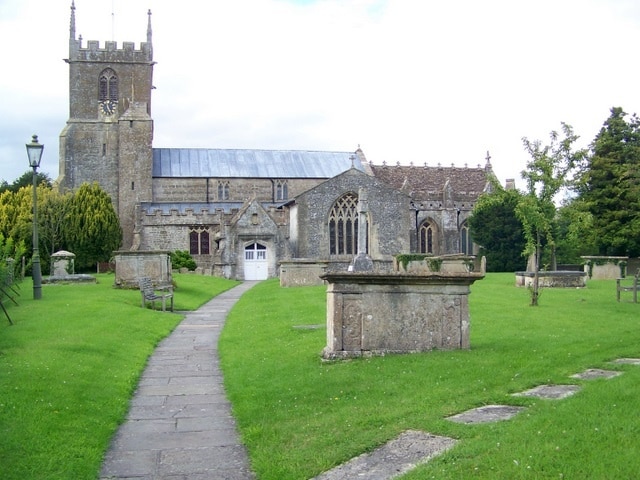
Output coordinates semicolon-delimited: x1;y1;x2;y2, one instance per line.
170;250;197;271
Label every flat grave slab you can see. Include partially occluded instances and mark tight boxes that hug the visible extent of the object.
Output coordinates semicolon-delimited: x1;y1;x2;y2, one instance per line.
311;430;456;480
611;358;640;366
513;384;581;399
570;368;622;380
446;404;526;424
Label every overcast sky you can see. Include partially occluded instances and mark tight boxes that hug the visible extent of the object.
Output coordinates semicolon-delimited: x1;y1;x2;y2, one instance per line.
1;0;639;187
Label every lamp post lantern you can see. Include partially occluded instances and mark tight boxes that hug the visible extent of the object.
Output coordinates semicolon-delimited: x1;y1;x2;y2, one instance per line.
25;134;44;300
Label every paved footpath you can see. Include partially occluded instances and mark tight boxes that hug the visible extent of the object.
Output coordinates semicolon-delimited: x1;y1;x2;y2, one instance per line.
100;281;258;480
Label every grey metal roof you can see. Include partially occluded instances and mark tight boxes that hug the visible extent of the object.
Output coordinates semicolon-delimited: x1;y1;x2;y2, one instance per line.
152;148;363;178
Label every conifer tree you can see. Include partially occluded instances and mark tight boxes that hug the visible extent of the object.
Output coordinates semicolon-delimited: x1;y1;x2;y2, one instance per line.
576;107;640;256
64;183;121;270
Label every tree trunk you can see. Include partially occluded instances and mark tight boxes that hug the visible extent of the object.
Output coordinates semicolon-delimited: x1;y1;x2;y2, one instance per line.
531;231;541;306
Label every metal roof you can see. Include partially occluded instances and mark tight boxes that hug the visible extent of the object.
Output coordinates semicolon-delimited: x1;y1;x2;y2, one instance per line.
152;148;363;178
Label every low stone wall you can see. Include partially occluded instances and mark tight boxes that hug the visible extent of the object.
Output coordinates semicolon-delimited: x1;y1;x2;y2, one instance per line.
114;250;172;288
515;271;587;288
279;260;328;287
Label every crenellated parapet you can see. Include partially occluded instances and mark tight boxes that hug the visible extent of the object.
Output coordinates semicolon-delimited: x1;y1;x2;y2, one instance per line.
69;39;153;64
67;1;153;64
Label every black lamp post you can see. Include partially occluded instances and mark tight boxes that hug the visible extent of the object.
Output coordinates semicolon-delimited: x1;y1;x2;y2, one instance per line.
25;134;44;300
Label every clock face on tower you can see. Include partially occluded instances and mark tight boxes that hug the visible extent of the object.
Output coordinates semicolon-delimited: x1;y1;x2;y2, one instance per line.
99;100;117;115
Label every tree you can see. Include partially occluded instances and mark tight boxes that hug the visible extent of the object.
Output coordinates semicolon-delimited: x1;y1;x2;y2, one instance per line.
516;123;586;306
554;199;597;264
64;183;121;270
39;187;73;267
575;107;640;256
0;171;51;194
469;187;526;272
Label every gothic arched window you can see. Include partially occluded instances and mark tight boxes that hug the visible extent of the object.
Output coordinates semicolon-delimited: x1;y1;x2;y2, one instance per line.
329;193;359;255
99;68;118;101
189;227;210;255
460;221;474;255
419;220;437;254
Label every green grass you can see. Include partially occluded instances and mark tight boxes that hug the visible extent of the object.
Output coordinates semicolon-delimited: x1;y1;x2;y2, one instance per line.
219;274;640;479
0;273;239;480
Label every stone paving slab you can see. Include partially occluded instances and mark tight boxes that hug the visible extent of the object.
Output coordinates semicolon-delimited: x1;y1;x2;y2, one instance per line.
311;430;457;480
99;281;258;480
447;404;526;424
512;384;581;399
571;368;622;380
611;357;640;365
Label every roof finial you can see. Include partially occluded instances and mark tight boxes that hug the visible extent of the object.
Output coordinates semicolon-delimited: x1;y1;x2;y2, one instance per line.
485;150;492;165
69;1;76;40
147;9;153;44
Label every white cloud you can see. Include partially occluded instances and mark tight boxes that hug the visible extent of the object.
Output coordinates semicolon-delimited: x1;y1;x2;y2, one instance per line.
1;0;639;186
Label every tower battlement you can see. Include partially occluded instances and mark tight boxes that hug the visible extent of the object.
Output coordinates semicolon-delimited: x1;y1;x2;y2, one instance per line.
67;1;153;63
69;39;153;63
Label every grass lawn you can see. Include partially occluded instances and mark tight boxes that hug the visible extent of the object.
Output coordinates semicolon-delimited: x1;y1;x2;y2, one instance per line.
219;274;640;479
0;273;239;480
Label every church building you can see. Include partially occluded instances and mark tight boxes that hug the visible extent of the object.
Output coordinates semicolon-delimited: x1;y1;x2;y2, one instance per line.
58;3;493;280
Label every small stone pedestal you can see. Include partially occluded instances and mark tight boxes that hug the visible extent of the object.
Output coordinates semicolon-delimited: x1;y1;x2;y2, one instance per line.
321;263;484;359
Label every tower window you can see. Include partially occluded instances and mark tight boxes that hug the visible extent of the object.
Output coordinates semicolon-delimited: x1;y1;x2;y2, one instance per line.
98;68;118;102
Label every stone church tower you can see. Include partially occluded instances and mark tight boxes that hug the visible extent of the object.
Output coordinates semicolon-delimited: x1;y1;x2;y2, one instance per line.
59;1;154;249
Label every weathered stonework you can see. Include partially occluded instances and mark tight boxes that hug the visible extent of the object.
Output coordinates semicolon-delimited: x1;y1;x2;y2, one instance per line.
279;260;328;287
581;256;628;279
114;250;172;288
515;271;587;288
321;257;485;359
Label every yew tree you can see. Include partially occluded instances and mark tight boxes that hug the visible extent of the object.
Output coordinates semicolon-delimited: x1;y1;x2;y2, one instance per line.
64;182;121;270
469;187;526;272
576;107;640;256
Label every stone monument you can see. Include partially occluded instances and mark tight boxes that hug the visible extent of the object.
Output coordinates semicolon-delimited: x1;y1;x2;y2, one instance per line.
321;255;485;359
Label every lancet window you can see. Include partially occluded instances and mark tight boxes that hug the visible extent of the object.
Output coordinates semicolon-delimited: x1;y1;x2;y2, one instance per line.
419;220;437;254
189;227;210;255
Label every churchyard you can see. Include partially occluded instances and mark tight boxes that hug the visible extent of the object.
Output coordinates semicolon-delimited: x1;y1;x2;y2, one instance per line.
1;273;640;479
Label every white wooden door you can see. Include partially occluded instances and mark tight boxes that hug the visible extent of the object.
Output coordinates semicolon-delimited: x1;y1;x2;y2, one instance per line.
244;243;268;280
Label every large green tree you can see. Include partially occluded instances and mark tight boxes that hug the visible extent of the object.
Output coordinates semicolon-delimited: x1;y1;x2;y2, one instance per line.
469;187;526;272
516;123;586;305
554;199;596;264
576;107;640;256
0;182;121;274
0;171;51;194
64;182;121;270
